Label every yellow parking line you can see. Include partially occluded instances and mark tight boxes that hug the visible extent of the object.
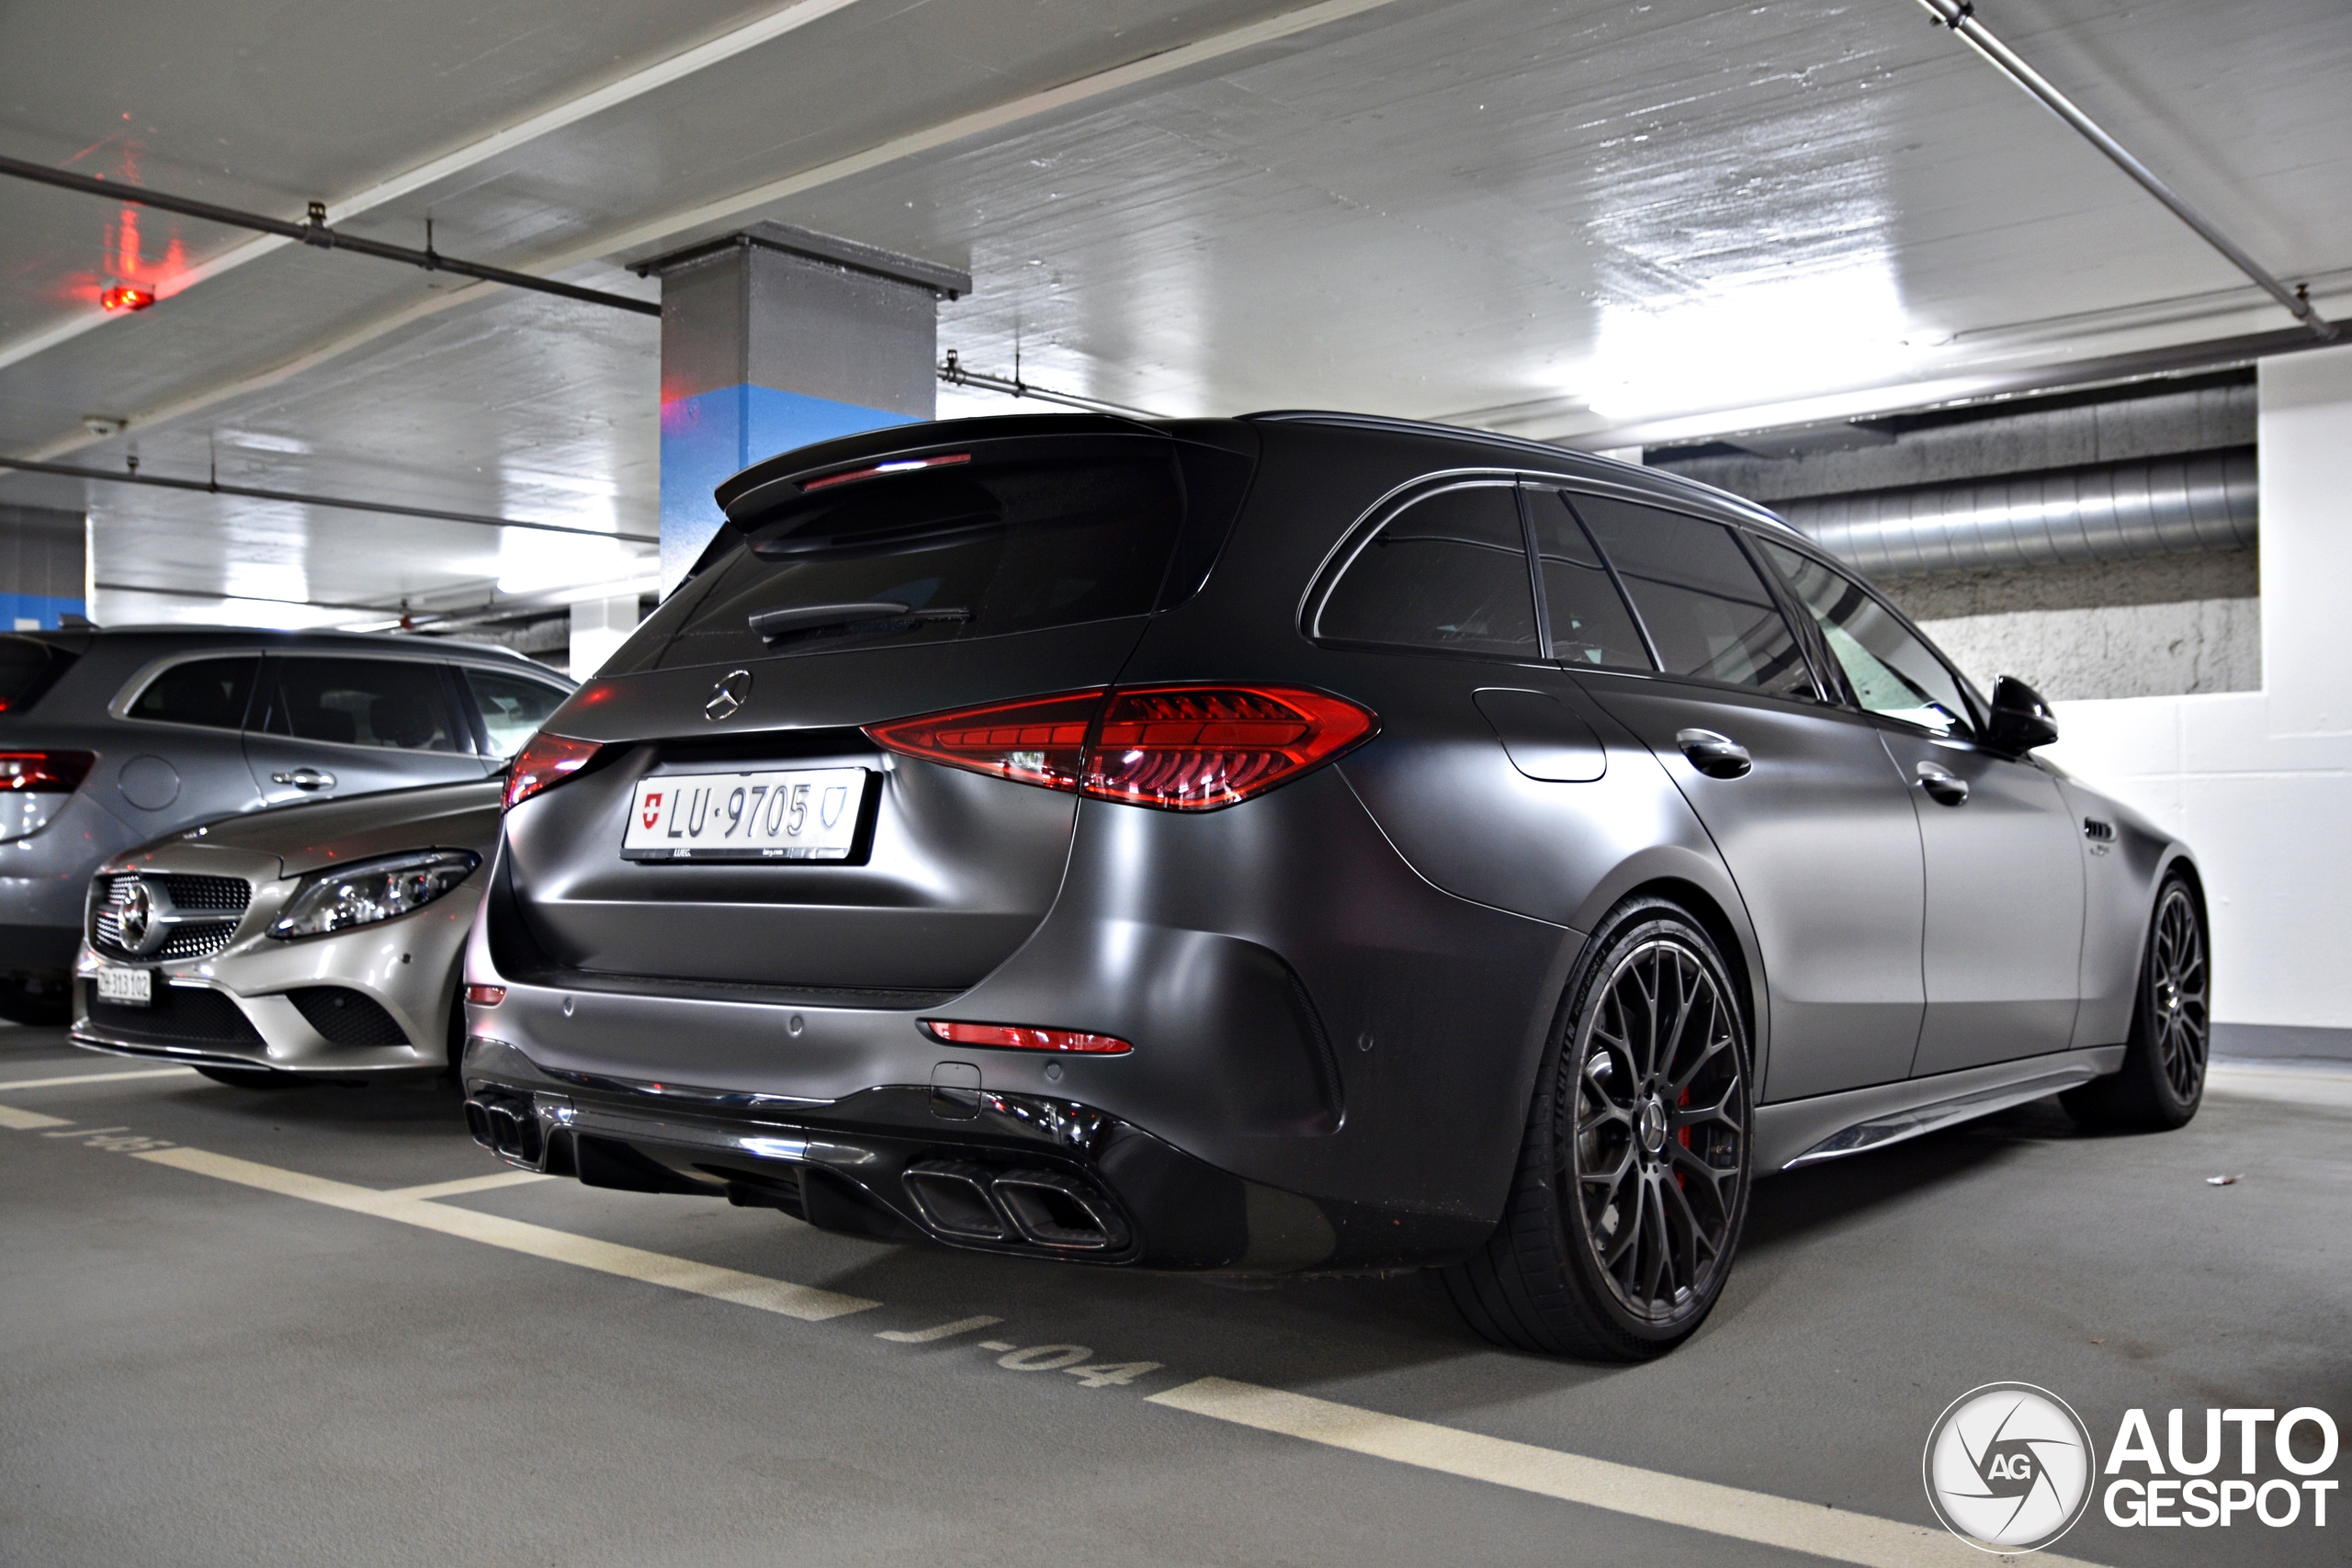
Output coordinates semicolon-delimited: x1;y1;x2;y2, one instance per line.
1147;1378;2110;1568
0;1068;199;1091
380;1170;554;1201
133;1146;878;1323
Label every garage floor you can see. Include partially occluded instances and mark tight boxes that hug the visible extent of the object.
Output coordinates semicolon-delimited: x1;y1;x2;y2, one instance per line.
3;1024;2343;1567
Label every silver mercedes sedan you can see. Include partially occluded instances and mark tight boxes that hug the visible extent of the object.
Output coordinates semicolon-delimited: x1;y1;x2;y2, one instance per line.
70;777;501;1087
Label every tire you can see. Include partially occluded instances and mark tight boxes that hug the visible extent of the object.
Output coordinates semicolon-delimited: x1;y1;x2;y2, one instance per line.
195;1066;293;1090
2063;873;2209;1132
1440;897;1755;1360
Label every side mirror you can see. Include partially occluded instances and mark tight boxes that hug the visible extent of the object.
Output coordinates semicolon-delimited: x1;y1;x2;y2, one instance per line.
1986;675;2057;752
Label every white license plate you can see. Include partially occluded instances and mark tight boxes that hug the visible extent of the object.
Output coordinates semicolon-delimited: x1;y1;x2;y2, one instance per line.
96;965;152;1006
622;768;870;862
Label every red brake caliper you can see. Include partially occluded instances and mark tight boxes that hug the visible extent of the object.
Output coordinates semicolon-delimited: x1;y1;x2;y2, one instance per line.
1674;1086;1691;1188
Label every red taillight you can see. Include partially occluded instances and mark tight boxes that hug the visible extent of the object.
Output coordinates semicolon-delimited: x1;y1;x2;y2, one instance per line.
1085;685;1377;810
863;690;1103;793
922;1020;1133;1055
0;751;94;793
801;452;971;492
503;733;602;811
465;984;506;1007
863;685;1375;812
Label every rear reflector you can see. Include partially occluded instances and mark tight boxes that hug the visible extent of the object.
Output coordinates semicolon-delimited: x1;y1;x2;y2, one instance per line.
800;452;971;492
0;750;95;793
922;1020;1133;1055
464;985;506;1007
504;733;602;811
864;684;1375;812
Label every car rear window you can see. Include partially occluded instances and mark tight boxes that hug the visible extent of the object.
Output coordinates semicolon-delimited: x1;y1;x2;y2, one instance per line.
650;437;1202;668
126;656;260;729
465;667;571;758
1569;495;1815;697
0;636;78;715
1313;483;1539;659
261;658;466;752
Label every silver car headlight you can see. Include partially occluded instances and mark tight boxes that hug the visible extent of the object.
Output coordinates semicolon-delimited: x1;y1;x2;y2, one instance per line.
266;849;481;940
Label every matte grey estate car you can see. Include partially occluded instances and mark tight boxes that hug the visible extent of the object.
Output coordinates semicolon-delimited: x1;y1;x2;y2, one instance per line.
459;412;2208;1359
71;777;503;1085
1;626;570;1023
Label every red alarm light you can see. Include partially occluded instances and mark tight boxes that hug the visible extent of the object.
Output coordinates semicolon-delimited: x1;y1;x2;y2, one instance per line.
100;284;155;312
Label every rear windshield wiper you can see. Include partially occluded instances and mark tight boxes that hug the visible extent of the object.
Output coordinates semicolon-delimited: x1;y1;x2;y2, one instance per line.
748;601;972;644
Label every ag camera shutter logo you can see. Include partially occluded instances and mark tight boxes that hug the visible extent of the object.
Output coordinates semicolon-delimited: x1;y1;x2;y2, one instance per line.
1923;1382;2095;1552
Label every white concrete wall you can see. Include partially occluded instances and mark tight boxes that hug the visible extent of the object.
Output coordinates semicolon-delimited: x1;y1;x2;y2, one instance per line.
567;594;640;679
2041;344;2352;1027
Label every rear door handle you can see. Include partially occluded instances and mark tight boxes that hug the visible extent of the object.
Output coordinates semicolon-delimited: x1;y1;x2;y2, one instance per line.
1674;728;1752;779
1915;763;1969;806
271;768;336;791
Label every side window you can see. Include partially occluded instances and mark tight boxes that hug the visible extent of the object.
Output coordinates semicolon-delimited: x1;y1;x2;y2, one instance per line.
264;658;465;752
1571;495;1815;698
1524;490;1651;670
126;657;259;730
1315;484;1537;658
1757;540;1975;738
464;668;570;760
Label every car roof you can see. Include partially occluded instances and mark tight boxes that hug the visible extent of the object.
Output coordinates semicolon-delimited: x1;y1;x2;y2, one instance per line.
15;625;561;673
1240;410;1794;533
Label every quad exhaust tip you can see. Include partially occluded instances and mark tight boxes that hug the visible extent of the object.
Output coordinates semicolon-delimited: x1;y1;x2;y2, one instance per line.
901;1159;1130;1252
465;1094;544;1168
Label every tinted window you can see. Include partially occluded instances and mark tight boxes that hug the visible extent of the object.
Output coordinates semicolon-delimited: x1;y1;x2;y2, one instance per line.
264;659;464;751
0;637;78;715
1317;484;1537;658
127;657;258;730
1757;540;1975;738
665;446;1187;667
1525;490;1650;670
1572;496;1813;697
465;668;570;759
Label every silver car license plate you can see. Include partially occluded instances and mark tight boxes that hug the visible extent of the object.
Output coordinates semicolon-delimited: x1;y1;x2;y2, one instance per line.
622;768;870;862
96;965;152;1007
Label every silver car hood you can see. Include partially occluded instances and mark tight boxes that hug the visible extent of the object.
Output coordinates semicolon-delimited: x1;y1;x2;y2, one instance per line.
147;777;505;877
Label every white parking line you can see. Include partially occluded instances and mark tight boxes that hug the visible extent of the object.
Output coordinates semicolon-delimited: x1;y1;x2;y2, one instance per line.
1147;1378;2109;1568
380;1170;554;1201
13;1121;2118;1567
133;1146;879;1323
0;1104;73;1131
0;1067;198;1091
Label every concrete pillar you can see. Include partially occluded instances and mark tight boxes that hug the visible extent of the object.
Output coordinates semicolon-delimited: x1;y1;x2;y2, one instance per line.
648;222;969;593
568;593;640;679
0;504;88;629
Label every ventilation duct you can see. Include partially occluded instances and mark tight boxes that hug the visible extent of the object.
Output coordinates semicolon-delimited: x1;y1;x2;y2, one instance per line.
1775;447;2255;576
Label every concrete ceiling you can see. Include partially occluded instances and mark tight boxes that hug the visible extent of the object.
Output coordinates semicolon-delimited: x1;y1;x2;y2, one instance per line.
2;0;2346;627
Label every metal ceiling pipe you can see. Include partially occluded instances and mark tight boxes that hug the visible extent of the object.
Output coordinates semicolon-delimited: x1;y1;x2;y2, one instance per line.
1915;0;2333;341
1775;447;2255;575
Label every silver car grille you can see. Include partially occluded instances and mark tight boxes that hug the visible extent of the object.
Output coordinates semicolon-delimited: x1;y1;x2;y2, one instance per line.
90;874;253;963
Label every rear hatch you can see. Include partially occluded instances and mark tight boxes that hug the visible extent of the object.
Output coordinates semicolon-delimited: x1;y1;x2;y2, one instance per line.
497;416;1256;996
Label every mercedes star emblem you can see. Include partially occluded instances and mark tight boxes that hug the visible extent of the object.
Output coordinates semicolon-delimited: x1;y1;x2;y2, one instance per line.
119;879;154;951
705;669;752;722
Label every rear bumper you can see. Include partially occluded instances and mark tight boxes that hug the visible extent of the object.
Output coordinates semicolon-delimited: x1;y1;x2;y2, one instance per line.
460;1035;1329;1270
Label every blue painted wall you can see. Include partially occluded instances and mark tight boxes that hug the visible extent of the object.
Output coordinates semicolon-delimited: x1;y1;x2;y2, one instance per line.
3;592;86;631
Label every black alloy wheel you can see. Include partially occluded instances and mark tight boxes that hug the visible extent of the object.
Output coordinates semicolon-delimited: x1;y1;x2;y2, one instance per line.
1442;897;1753;1359
2064;873;2210;1131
